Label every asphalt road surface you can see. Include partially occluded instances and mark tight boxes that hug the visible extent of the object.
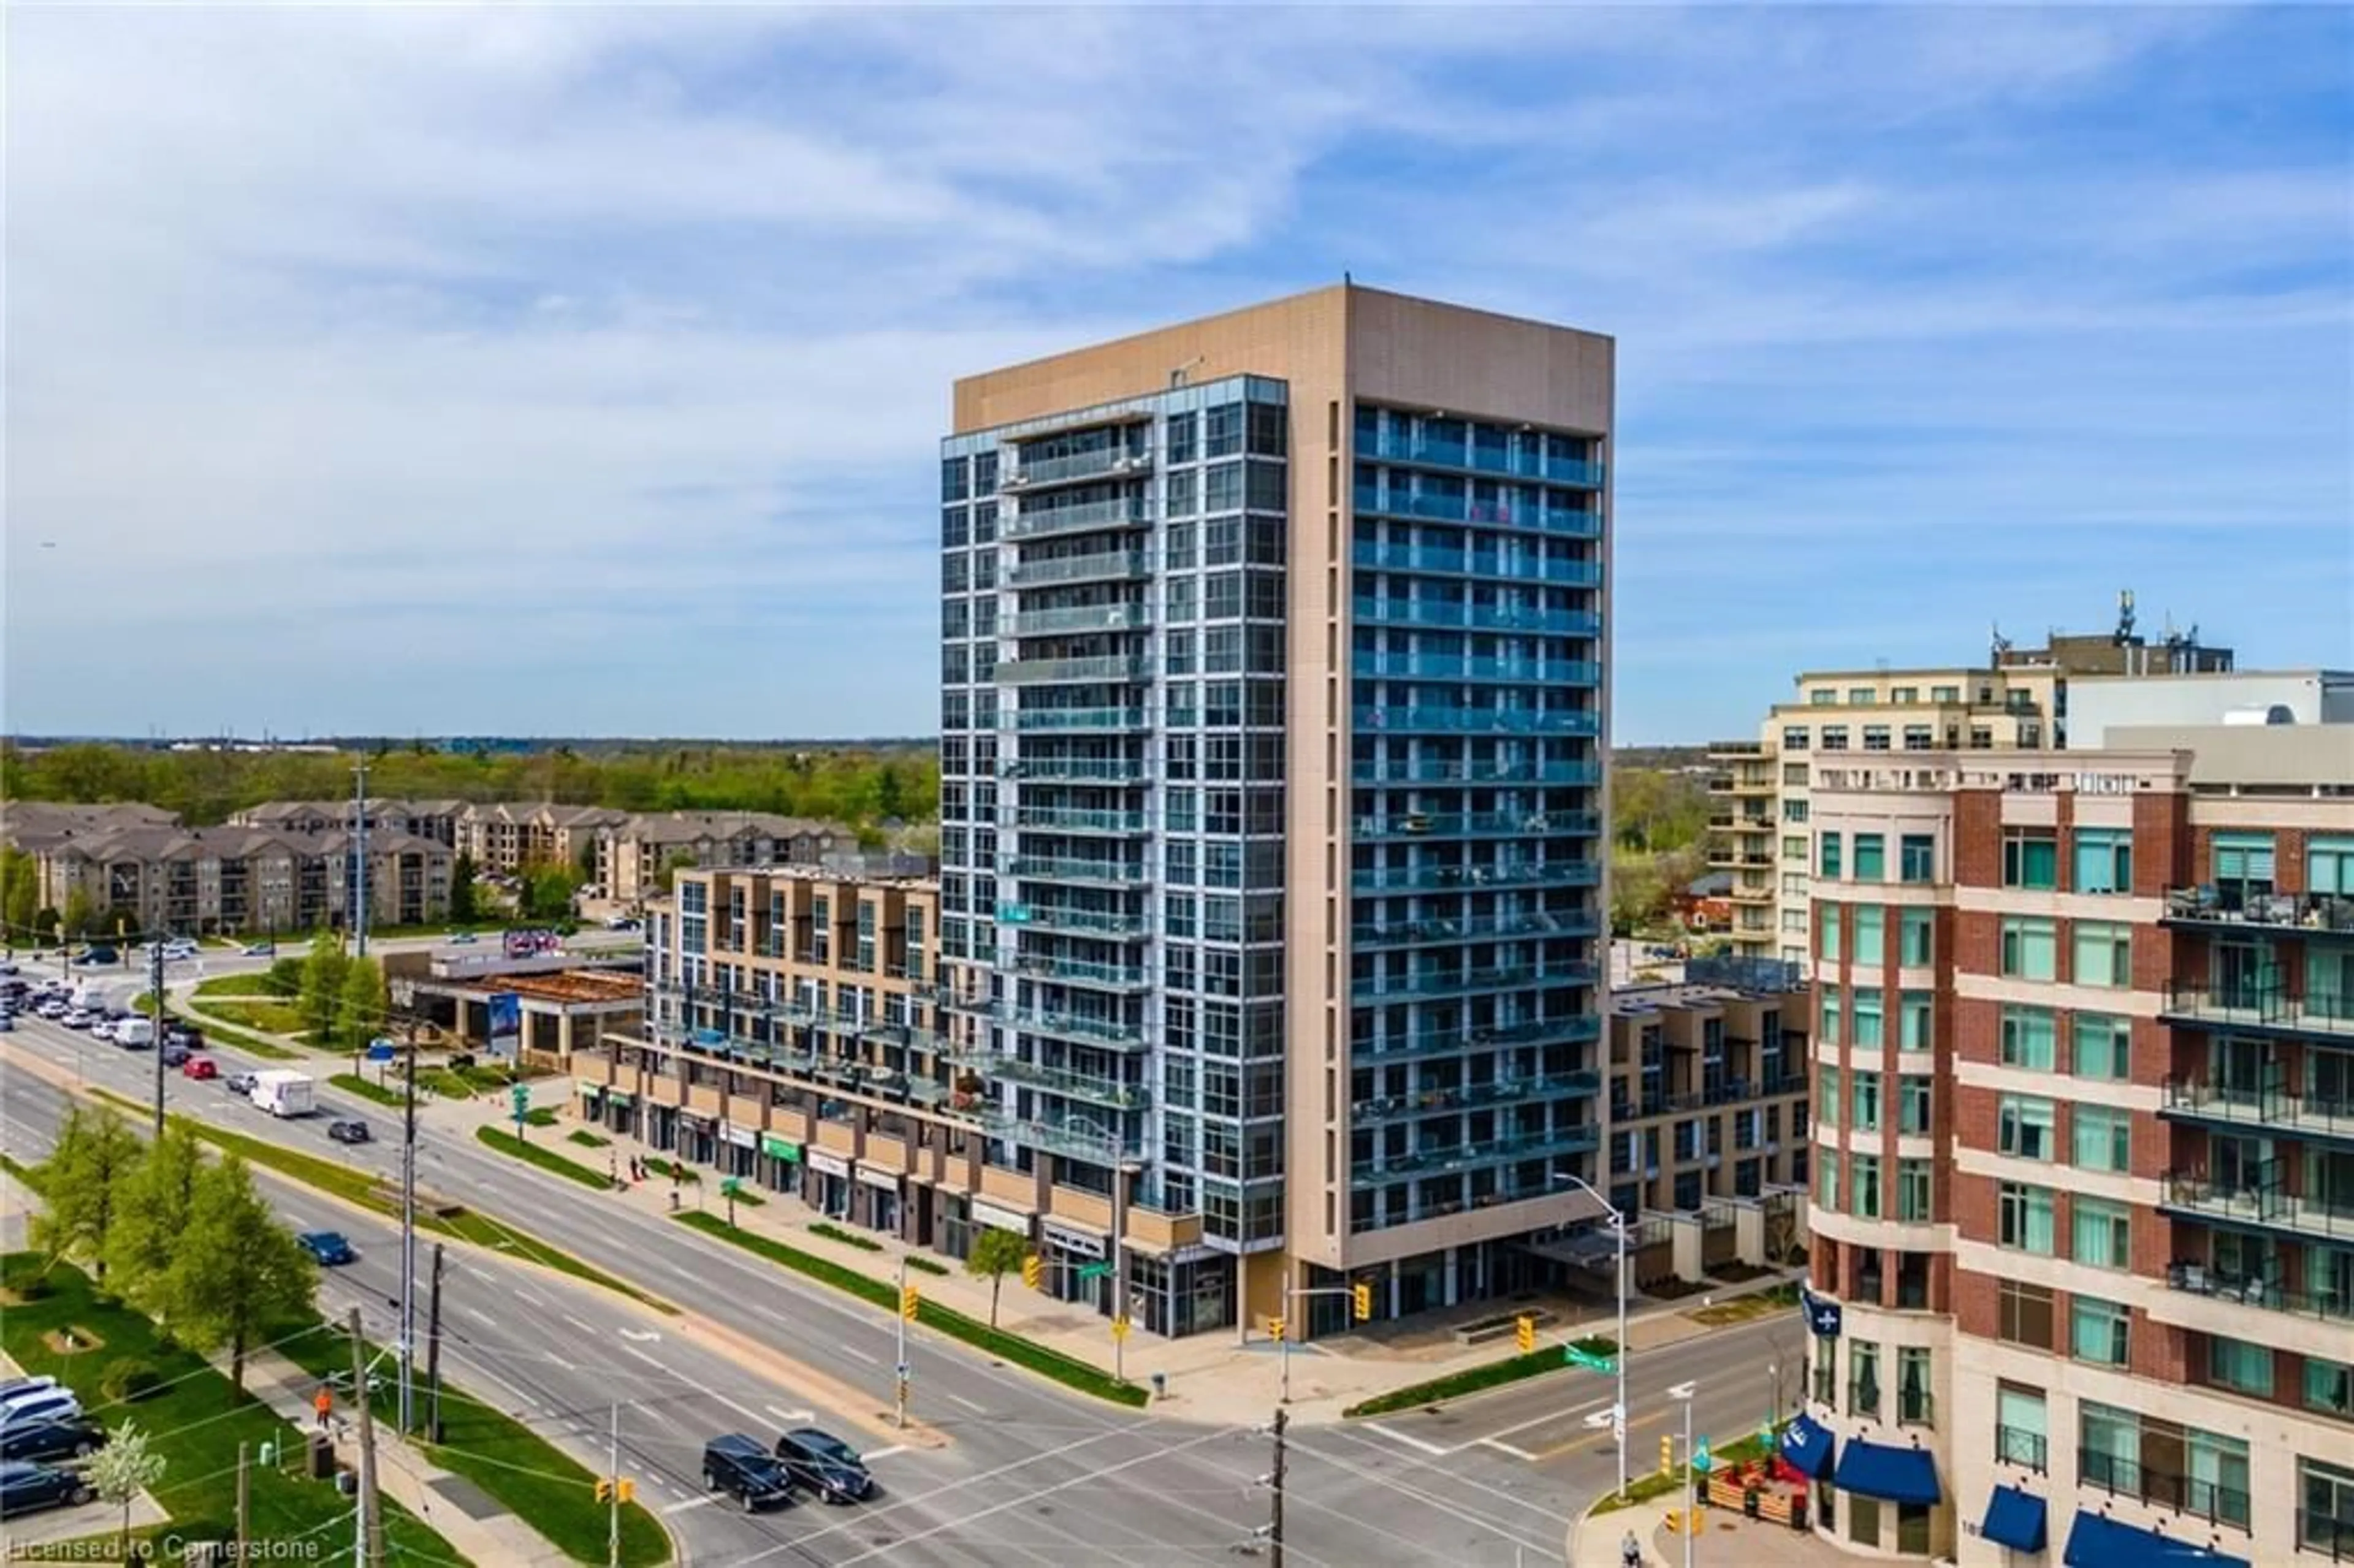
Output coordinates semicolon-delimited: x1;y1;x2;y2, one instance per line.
6;1003;1685;1566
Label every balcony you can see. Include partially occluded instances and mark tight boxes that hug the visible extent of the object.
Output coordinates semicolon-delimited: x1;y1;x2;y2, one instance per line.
1005;854;1150;888
1349;543;1604;588
1352;651;1602;686
1355;809;1601;842
1352;598;1602;638
2161;981;2354;1041
2078;1448;2250;1532
1354;962;1599;1005
1004;904;1148;940
1352;910;1601;949
1352;758;1602;787
1013;806;1152;836
1357;1122;1603;1179
1002;755;1151;784
997;655;1154;687
1013;707;1152;733
1729;883;1774;904
1010;954;1152;992
1358;428;1606;488
1004;603;1152;637
980;1003;1148;1052
1355;1013;1604;1062
1001;496;1152;541
2162;1260;2353;1325
1002;446;1149;491
965;1053;1148;1111
980;1113;1143;1165
1354;705;1600;737
2159;1171;2354;1243
2163;887;2354;935
1352;1070;1602;1122
1351;860;1601;894
1005;549;1153;589
2162;1077;2354;1146
1995;1426;2047;1474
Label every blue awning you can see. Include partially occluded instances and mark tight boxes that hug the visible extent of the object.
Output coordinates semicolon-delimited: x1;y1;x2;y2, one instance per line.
1833;1436;1940;1505
1778;1412;1835;1480
2063;1513;2248;1567
1981;1486;2047;1553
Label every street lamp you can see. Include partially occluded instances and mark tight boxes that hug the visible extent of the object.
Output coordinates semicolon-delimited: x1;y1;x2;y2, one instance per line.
1555;1170;1630;1502
1669;1380;1698;1568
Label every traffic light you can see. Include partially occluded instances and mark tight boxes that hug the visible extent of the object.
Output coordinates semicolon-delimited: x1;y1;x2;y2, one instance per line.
1022;1254;1043;1290
901;1284;920;1322
1352;1282;1373;1322
1661;1434;1674;1475
1267;1314;1285;1341
595;1479;610;1503
617;1479;635;1504
1515;1314;1536;1354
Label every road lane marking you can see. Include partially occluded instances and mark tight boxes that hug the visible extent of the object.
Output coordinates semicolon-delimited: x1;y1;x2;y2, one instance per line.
836;1343;880;1366
619;1328;660;1343
766;1406;814;1424
948;1393;986;1414
512;1287;549;1308
661;1495;717;1517
1480;1436;1542;1461
562;1314;595;1335
1364;1422;1453;1457
1480;1393;1611;1443
861;1445;907;1461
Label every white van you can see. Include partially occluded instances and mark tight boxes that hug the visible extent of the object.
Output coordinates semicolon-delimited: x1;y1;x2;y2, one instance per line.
113;1016;155;1049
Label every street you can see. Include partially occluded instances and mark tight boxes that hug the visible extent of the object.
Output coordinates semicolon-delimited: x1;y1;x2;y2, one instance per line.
2;999;1620;1566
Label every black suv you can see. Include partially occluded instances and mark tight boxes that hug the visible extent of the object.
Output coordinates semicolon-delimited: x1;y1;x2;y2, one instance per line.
0;1417;106;1466
774;1428;873;1503
702;1435;792;1512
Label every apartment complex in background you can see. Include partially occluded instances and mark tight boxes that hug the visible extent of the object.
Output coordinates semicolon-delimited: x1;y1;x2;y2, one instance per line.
229;796;474;847
454;802;628;876
1791;719;2353;1566
1602;956;1813;1285
917;281;1613;1339
1707;602;2236;967
595;812;861;905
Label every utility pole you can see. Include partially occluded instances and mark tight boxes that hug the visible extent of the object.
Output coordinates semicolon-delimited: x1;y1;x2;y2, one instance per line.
607;1402;622;1568
894;1255;911;1431
148;937;167;1138
352;759;370;961
347;1307;385;1568
397;1008;420;1435
1109;1132;1130;1384
424;1243;446;1443
1268;1405;1287;1568
235;1441;249;1558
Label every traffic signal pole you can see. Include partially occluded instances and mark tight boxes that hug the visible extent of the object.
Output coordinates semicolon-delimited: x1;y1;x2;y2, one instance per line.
895;1257;914;1429
1274;1283;1371;1405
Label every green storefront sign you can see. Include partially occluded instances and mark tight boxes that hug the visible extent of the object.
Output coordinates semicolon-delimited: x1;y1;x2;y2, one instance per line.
761;1135;802;1163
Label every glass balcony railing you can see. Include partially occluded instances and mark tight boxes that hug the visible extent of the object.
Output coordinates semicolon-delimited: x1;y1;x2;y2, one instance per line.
2160;1171;2354;1242
2078;1448;2250;1532
979;1113;1143;1164
1358;430;1607;488
1352;652;1602;685
1351;860;1602;894
1353;1070;1601;1122
1013;707;1152;733
2162;981;2354;1038
1002;496;1154;541
2161;1076;2354;1140
1354;809;1601;842
1352;598;1602;637
963;1052;1149;1111
1350;543;1604;588
1006;855;1151;886
1354;1013;1603;1062
1351;910;1601;948
1355;706;1601;737
997;655;1153;686
1352;962;1599;1003
2162;1261;2354;1325
985;1002;1148;1052
1010;953;1152;991
1002;754;1151;783
2162;886;2354;934
1002;446;1150;489
1355;1122;1603;1180
1352;758;1603;787
1005;549;1153;588
1013;806;1152;835
1007;904;1149;940
1005;603;1152;637
1354;484;1603;533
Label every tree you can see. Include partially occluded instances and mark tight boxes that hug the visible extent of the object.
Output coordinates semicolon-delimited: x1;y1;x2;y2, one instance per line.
1;846;38;937
63;887;97;938
299;934;349;1042
88;1421;166;1558
156;1155;316;1391
448;852;479;925
522;864;582;921
105;1124;207;1315
965;1227;1030;1329
337;957;386;1052
655;853;697;897
29;1107;143;1287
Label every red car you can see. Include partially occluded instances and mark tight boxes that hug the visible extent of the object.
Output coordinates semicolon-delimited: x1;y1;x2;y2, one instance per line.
181;1056;218;1080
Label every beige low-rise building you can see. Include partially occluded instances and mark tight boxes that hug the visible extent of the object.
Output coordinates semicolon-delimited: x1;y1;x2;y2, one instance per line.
229;797;473;847
20;821;452;937
454;802;630;877
595;812;858;905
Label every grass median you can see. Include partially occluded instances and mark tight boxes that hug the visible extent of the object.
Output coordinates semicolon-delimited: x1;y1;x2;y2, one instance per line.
1590;1427;1780;1515
675;1210;1148;1409
1342;1333;1621;1418
201;998;309;1036
275;1320;668;1567
175;1008;300;1061
329;1072;405;1108
85;1088;673;1315
0;1254;467;1564
476;1126;615;1192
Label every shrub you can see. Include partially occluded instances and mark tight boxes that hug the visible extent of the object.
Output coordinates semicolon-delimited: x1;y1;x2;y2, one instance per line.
905;1255;949;1277
810;1222;883;1254
101;1357;165;1404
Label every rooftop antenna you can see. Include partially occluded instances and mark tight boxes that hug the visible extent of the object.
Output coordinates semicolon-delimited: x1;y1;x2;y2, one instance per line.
1990;621;2013;661
2114;588;2137;645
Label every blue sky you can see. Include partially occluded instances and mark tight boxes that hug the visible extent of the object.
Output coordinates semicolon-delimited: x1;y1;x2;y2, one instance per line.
6;5;2347;743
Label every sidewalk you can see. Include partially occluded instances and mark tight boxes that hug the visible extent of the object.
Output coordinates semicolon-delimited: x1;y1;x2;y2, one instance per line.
1569;1494;1849;1568
243;1347;576;1567
433;1089;1796;1428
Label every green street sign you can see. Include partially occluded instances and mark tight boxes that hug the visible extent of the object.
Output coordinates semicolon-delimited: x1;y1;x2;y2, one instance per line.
510;1084;530;1113
1565;1345;1617;1372
720;1178;744;1197
1076;1261;1113;1281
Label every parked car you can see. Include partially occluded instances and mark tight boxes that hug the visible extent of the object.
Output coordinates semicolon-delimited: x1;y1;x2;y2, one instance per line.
164;1024;202;1050
327;1119;371;1145
773;1428;874;1503
446;932;478;945
226;1071;258;1095
90;1019;117;1043
701;1435;793;1512
242;942;276;957
0;1416;107;1465
36;1000;67;1020
0;1388;83;1434
0;1461;96;1518
181;1056;218;1081
296;1231;357;1266
74;948;117;968
0;1011;14;1033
